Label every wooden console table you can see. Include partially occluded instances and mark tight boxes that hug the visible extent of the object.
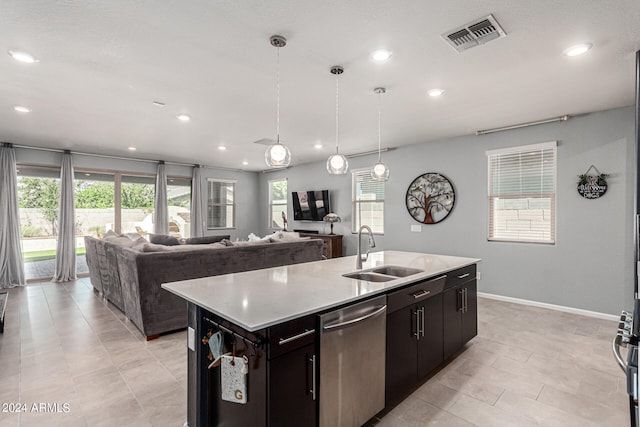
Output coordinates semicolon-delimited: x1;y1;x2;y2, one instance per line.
298;233;342;259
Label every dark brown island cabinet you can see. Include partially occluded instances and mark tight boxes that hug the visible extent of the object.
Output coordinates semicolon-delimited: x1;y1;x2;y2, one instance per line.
186;263;478;427
385;275;447;406
443;264;478;360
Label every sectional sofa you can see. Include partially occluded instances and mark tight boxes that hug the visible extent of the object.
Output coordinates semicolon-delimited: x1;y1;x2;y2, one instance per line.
84;234;324;339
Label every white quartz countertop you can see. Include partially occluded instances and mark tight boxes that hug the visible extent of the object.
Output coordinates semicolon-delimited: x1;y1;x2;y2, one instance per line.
161;250;480;332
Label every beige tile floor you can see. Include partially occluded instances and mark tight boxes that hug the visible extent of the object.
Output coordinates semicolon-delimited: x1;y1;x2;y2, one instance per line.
0;279;630;426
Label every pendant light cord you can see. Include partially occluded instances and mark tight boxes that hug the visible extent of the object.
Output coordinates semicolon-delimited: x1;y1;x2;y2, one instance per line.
335;71;339;154
377;91;382;162
276;46;281;144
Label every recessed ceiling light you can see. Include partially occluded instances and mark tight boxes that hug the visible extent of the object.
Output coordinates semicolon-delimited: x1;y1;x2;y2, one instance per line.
314;144;323;149
13;106;31;113
242;160;249;166
563;43;593;57
152;101;166;107
85;173;91;176
128;146;136;151
371;49;392;62
428;89;445;97
8;50;38;63
218;146;227;151
176;114;191;121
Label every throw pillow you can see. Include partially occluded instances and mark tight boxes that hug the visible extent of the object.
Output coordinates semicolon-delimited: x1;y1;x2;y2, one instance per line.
103;229;118;240
149;233;180;246
182;235;229;245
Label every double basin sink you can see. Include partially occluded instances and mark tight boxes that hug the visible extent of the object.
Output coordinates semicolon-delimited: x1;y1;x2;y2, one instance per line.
343;265;424;282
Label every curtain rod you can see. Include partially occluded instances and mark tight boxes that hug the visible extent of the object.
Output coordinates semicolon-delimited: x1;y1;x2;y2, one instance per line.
476;115;570;135
5;142;244;172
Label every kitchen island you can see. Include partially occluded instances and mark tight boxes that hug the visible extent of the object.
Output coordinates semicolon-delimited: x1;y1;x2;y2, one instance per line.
162;250;480;427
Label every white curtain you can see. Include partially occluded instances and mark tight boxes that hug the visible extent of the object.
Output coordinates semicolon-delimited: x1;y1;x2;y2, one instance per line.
52;151;76;282
190;165;204;237
0;143;25;288
154;161;169;235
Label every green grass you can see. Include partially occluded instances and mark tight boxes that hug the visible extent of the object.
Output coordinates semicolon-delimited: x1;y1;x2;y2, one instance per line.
23;247;86;263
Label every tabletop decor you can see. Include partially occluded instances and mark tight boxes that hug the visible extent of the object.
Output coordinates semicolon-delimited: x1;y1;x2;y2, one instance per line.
323;213;341;234
577;165;608;199
405;172;455;224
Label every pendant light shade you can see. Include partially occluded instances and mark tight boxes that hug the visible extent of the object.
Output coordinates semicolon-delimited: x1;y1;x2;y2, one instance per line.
371;87;389;181
265;35;292;168
327;66;348;175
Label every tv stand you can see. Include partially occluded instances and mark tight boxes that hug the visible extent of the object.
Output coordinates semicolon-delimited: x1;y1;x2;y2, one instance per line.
298;233;342;259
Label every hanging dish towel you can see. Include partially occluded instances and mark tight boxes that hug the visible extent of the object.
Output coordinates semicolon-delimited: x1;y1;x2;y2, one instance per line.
221;355;249;404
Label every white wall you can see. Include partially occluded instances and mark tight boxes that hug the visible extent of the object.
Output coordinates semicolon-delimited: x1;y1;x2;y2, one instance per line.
258;106;635;315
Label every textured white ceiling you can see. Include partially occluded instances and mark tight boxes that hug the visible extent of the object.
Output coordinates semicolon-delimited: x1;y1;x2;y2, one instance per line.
1;1;639;171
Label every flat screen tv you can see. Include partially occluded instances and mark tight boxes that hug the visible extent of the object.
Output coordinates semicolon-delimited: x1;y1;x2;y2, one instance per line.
292;190;330;221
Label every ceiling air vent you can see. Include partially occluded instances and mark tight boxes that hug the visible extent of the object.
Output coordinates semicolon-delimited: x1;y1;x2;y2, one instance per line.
442;14;506;52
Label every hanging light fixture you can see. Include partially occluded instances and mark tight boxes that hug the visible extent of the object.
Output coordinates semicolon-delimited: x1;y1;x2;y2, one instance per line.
326;66;349;174
265;35;292;168
371;87;390;181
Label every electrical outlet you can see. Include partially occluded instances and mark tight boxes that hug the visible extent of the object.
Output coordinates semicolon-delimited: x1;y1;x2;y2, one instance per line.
411;225;422;232
477;272;482;280
188;327;195;351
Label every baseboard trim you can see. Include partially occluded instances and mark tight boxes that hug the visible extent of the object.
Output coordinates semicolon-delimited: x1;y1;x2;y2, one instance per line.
477;292;619;321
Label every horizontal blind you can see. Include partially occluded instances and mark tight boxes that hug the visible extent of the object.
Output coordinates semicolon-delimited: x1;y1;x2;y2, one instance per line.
352;168;385;233
487;142;556;243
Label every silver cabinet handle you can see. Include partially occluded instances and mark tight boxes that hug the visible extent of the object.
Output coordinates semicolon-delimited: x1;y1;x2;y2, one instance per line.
457;273;470;279
612;334;628;373
310;354;316;401
412;290;431;299
419;307;425;338
322;305;387;331
278;329;315;345
414;309;420;340
463;288;468;313
458;289;464;312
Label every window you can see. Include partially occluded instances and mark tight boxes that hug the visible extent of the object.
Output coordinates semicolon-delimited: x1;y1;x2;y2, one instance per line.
487;141;557;244
207;179;236;229
352;168;385;234
268;179;288;229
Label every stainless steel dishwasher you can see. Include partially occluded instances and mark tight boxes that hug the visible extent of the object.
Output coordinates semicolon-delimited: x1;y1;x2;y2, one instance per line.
319;294;387;427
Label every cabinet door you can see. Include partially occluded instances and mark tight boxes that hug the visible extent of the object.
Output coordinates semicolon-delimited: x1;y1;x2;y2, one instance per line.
417;294;444;378
442;286;463;360
461;281;478;345
268;343;316;427
385;307;418;406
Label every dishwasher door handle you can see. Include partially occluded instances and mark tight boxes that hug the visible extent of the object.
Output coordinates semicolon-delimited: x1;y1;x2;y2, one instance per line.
322;305;387;331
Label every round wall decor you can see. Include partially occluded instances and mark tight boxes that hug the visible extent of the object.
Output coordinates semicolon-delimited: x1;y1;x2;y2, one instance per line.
577;165;608;199
405;172;455;224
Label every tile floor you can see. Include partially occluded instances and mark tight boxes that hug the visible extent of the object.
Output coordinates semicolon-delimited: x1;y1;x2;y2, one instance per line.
0;279;630;426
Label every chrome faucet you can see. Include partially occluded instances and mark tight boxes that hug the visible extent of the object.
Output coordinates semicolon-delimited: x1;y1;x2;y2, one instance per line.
356;225;376;270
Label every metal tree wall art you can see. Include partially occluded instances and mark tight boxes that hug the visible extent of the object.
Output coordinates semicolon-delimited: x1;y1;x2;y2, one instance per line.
405;173;456;224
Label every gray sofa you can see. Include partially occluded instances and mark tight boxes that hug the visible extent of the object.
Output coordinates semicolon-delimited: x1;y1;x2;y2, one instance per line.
85;235;324;339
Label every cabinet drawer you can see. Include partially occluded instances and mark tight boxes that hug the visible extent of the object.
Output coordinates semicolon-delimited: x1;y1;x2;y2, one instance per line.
268;314;316;359
445;264;476;290
386;275;447;314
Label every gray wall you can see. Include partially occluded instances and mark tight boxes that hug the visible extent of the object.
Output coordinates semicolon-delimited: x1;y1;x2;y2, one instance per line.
13;148;260;241
258;106;635;315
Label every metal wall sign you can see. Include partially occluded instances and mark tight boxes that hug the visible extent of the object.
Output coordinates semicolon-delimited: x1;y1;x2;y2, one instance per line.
577;165;608;199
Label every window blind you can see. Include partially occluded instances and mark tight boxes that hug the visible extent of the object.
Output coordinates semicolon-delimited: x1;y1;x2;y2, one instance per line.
487;141;556;244
352;168;385;233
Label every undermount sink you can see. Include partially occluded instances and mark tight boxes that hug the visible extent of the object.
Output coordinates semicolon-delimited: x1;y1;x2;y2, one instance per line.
343;265;424;282
371;266;424;277
342;272;395;282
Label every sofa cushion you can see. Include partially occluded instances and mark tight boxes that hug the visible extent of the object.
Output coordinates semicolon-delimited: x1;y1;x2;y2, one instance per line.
181;235;229;245
103;229;118;239
140;242;227;252
104;235;145;247
149;234;181;246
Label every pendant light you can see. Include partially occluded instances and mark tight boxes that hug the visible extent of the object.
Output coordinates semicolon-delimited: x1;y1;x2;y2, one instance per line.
265;35;292;168
326;66;349;174
371;87;389;181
